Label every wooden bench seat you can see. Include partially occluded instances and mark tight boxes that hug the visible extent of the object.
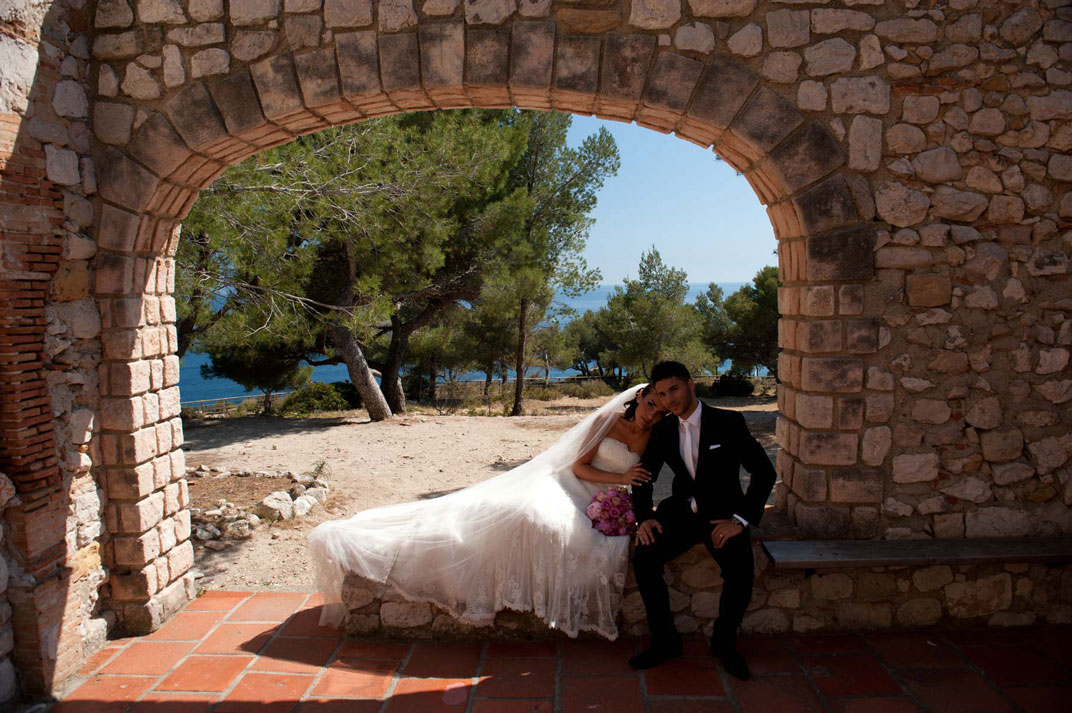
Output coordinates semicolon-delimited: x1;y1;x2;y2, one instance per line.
762;537;1072;569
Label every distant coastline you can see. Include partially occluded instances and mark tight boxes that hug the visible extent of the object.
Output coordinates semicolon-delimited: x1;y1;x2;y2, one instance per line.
179;281;750;404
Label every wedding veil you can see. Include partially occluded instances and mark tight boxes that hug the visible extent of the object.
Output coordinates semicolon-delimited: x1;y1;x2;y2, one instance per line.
308;384;645;628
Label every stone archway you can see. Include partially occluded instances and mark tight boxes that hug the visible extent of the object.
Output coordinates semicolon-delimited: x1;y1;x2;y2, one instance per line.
1;0;1071;697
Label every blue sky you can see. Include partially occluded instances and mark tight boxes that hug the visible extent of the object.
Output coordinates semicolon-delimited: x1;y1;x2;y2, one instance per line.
566;115;777;285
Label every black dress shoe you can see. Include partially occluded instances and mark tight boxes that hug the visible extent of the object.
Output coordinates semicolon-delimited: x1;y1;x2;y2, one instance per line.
628;641;683;670
719;646;751;681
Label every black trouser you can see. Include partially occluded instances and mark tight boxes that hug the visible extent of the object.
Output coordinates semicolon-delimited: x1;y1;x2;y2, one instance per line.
633;498;754;648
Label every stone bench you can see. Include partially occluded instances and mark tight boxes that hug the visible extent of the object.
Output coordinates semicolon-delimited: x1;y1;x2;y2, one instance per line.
337;534;1072;639
762;537;1072;569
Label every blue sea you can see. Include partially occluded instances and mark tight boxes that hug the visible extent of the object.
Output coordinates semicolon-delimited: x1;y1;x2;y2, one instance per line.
179;282;749;404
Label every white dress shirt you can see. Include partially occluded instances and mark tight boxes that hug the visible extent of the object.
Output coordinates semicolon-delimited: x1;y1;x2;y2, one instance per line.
678;401;749;527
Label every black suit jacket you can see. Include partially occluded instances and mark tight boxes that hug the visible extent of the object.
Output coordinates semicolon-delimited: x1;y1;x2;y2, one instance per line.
634;401;776;527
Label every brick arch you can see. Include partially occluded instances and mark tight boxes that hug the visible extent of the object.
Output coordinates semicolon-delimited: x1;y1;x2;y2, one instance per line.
88;30;878;639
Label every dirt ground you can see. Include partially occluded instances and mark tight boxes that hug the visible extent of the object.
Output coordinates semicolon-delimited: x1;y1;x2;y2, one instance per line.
182;395;780;592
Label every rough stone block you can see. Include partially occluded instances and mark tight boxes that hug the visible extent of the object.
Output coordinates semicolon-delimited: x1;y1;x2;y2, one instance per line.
981;428;1024;463
643;52;702;112
767;9;809;48
325;0;372;26
801;357;863;393
336;31;381;98
686;56;758;130
167;540;194;581
600;31;655;100
732;88;803;155
795;502;851;537
127;112;193;179
251;53;305;118
793;174;861;235
294;47;342;107
230;0;281;25
829;468;882;503
770;122;845;195
99;204;140;253
906;273;950;307
164;82;228;151
806;226;874;281
510;21;555;89
379;32;421;91
113;529;162;567
892;452;938;483
98;147;160;212
554;35;600;94
800;431;858;466
420;21;464;89
117;492;165;534
94;101;136;145
829;76;889;114
208;70;268;135
111;566;158;601
795;393;833;429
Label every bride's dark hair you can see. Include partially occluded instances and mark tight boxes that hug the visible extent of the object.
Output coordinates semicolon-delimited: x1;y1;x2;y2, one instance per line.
623;384;656;421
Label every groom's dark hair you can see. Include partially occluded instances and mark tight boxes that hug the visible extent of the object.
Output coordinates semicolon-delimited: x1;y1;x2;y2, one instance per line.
651;361;691;384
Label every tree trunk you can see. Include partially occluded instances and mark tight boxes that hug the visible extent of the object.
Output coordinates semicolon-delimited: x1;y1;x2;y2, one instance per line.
483;368;493;398
328;324;392;421
428;366;437;401
510;298;529;416
262;389;273;415
380;318;409;414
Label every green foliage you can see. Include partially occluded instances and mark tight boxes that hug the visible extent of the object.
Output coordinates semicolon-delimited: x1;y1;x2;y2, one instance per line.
558;379;615;399
280;382;350;415
329;381;363;409
696;265;780;378
696;374;755;398
597;248;715;380
200;343;312;414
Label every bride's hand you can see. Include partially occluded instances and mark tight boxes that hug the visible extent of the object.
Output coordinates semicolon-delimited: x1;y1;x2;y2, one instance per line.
620;464;651;486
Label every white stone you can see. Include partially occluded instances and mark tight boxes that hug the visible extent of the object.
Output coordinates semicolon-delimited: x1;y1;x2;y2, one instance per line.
232;30;277;61
0;34;38;115
325;0;372;26
687;0;754;17
830;76;889;114
190;48;230;77
304;486;329;503
805;38;855;77
858;34;883;70
256;491;294;520
727;23;762;56
293;494;317;516
911;147;962;183
422;0;458;14
1037;348;1070;375
938;476;992;504
929;44;978;72
121;63;162;99
52;80;89;120
1000;7;1043;45
68;409;96;444
902;95;939;124
892;452;939;483
463;0;512;25
45;145;80;186
162;44;185;87
98;65;120;97
875;18;938;43
54;299;101;339
1027;437;1068;474
875;181;929;227
230;0;281;24
896;598;941;627
762;52;801;83
189;0;224;21
931;186;988;221
137;0;187;23
945;573;1013;618
965;508;1031;537
742;609;789;634
166;23;225;46
381;601;433;627
674;23;715;54
629;0;680;29
96;0;135;27
767;9;809;48
848;115;881;171
970;108;1006;136
965;397;1001;430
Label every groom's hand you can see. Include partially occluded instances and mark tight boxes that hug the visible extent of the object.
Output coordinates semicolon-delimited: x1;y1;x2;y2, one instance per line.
709;519;744;549
635;519;663;546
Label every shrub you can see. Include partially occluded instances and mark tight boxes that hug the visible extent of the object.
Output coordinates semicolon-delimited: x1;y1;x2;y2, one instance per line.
559;379;615;399
711;373;755;397
329;381;363;409
280;382;349;415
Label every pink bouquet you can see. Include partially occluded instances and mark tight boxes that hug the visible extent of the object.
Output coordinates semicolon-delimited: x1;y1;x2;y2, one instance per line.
586;487;638;537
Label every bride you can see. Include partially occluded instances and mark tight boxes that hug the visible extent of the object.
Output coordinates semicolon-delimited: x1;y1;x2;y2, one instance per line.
308;384;664;639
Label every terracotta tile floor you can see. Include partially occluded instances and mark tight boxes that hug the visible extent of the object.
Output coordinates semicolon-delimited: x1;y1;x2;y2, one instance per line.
57;591;1072;712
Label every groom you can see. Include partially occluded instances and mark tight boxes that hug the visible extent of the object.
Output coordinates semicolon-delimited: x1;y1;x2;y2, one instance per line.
628;361;776;680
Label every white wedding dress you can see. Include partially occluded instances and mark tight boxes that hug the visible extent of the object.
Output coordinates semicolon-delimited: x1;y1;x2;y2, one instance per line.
308;386;644;639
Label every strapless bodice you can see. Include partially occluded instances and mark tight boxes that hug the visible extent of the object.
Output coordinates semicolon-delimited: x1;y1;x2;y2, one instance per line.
590;437;641;477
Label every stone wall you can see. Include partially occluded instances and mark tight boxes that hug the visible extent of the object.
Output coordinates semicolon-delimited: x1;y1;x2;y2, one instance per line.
338;540;1072;639
0;0;1068;698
